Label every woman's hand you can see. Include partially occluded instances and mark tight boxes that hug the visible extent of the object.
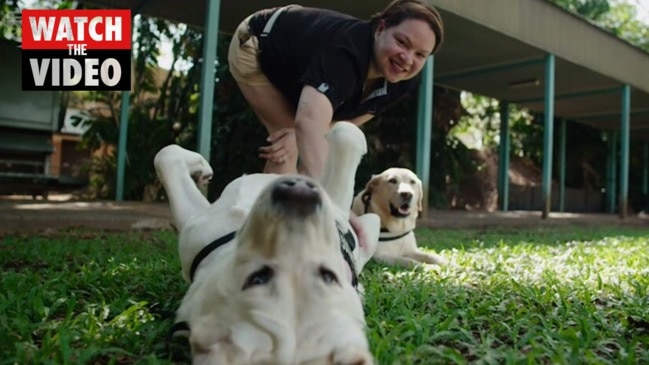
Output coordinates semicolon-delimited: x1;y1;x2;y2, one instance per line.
258;85;334;176
259;128;297;164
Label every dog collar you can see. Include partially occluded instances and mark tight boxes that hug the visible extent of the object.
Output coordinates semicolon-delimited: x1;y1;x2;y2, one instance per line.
378;228;412;242
189;231;237;282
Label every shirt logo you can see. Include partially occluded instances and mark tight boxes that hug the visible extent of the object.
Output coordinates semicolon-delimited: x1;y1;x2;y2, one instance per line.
317;83;330;93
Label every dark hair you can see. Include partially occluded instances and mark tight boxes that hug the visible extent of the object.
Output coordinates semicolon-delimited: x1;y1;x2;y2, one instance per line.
371;0;445;55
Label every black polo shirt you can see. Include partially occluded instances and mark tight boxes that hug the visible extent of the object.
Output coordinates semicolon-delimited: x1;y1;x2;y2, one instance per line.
248;6;420;121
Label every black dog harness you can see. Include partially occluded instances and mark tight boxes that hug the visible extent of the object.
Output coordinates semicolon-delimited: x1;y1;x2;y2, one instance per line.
336;221;358;288
171;222;359;337
170;231;238;337
189;231;237;282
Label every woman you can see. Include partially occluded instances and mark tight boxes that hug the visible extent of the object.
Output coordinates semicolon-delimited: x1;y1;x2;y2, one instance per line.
228;0;444;179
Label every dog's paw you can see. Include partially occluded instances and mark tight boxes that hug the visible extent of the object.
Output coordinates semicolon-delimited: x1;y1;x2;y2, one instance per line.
427;253;447;266
190;164;213;187
330;347;374;365
155;145;213;186
184;153;213;187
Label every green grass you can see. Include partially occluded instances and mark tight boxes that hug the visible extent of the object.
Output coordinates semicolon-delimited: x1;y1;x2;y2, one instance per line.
1;226;648;364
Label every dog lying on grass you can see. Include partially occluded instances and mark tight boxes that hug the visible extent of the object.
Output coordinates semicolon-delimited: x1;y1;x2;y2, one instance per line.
154;122;379;365
352;167;445;267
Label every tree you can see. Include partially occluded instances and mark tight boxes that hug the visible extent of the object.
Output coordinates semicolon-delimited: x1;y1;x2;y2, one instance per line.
550;0;649;51
76;15;209;200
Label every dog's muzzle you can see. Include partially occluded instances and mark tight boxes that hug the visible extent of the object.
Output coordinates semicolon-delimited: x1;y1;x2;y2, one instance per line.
389;203;411;218
272;177;322;216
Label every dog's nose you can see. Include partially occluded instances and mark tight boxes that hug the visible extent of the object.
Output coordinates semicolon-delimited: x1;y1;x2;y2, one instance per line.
271;177;322;215
400;192;413;200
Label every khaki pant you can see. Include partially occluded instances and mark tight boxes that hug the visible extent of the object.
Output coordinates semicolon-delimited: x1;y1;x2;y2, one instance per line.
227;15;271;86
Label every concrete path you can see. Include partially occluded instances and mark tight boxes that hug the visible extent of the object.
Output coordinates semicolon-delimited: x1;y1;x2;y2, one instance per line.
1;194;646;233
0;197;172;232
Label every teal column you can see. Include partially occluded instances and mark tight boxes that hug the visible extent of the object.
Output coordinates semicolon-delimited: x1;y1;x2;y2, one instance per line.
541;54;555;219
642;141;649;199
115;90;130;201
619;84;631;219
196;0;221;160
498;101;510;212
115;13;135;202
416;57;434;219
558;119;567;212
606;132;617;213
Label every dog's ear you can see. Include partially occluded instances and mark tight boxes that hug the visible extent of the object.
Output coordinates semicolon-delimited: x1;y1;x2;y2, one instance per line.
364;174;381;193
416;175;424;213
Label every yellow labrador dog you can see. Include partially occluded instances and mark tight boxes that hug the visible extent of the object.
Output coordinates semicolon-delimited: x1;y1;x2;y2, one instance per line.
352;168;445;267
154;122;379;365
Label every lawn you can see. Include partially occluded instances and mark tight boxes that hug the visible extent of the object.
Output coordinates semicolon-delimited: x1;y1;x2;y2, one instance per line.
1;226;648;364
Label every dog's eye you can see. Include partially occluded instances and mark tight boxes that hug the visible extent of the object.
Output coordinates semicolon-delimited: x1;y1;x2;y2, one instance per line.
242;265;274;290
388;178;398;184
409;179;416;185
319;266;339;285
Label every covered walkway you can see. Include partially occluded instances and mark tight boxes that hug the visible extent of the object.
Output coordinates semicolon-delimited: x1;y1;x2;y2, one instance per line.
79;0;649;219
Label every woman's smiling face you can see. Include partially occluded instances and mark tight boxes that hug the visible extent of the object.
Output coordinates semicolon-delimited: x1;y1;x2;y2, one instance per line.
372;18;437;83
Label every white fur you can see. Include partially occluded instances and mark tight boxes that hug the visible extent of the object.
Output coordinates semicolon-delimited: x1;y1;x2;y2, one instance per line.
352;167;445;267
155;122;379;364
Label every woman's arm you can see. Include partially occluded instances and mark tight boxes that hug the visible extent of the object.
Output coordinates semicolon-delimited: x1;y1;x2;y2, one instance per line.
294;85;334;179
348;113;374;127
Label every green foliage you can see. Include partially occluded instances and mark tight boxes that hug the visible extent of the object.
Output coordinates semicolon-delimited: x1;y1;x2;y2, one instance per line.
549;0;649;52
451;93;500;150
0;0;75;42
205;36;266;200
551;0;611;20
74;16;206;200
0;0;22;42
600;2;649;51
360;87;478;208
2;227;648;363
510;112;545;167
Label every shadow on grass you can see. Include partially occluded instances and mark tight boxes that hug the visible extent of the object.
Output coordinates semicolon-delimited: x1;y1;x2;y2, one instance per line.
360;254;649;364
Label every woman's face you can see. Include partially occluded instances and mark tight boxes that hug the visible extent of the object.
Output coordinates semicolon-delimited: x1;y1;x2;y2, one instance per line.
373;18;437;83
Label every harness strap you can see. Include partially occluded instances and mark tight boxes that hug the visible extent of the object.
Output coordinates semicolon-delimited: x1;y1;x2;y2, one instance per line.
176;220;359;339
170;321;190;337
189;231;237;282
337;221;358;289
172;231;236;339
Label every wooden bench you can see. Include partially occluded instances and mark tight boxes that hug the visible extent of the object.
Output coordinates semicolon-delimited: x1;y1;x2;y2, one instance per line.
0;131;59;199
